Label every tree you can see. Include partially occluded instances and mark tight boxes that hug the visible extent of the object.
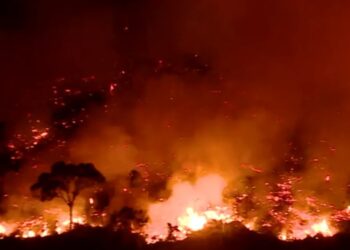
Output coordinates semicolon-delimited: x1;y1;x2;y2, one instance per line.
110;206;148;232
31;161;106;229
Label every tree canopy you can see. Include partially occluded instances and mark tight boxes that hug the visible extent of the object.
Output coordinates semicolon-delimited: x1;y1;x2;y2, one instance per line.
31;161;106;228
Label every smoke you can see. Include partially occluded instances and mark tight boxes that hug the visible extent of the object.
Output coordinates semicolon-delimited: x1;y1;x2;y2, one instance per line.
1;0;350;223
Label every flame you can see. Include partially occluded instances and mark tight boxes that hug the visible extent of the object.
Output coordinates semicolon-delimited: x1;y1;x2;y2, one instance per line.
0;213;86;239
243;219;257;231
23;230;36;238
143;174;344;243
278;217;336;241
0;224;6;235
311;219;333;236
0;222;17;238
1;174;350;243
178;207;207;231
144;174;234;242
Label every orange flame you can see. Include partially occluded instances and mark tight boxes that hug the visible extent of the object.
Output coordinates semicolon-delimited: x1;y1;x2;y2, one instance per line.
145;174;234;242
1;174;349;243
278;217;337;241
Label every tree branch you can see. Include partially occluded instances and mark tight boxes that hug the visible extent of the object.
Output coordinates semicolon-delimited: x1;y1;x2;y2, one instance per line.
57;190;69;204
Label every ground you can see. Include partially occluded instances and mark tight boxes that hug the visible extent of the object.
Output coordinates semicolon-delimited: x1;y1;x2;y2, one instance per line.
1;224;350;250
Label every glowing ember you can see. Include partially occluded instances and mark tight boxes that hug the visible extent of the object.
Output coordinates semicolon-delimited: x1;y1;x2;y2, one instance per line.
89;198;94;205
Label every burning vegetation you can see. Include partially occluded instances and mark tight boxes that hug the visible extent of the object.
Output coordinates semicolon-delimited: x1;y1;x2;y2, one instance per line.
1;162;350;243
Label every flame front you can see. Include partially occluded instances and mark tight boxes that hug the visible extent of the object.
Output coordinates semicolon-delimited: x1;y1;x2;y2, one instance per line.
278;218;336;241
1;173;350;243
142;174;348;243
0;213;87;239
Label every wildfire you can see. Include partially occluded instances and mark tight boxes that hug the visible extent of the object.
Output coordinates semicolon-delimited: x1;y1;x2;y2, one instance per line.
144;174;235;242
278;218;336;241
311;219;334;236
0;222;16;239
0;214;86;239
0;224;6;235
178;207;206;231
142;174;345;244
1;173;350;243
177;206;234;232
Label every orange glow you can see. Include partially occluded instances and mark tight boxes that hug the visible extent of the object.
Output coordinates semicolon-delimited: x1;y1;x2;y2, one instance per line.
0;224;6;235
143;174;345;243
243;219;257;231
22;230;36;238
89;198;94;205
0;222;17;238
1;174;350;243
0;211;87;239
178;207;207;231
311;219;333;236
145;174;234;242
278;217;337;241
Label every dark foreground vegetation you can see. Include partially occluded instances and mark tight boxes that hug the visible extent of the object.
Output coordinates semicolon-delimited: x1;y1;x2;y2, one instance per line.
1;223;350;250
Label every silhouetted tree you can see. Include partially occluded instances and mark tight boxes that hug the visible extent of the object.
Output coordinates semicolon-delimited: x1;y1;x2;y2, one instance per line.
31;161;105;229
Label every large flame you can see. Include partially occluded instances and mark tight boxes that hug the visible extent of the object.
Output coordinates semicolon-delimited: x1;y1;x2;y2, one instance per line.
142;174;346;243
144;174;234;242
279;218;336;241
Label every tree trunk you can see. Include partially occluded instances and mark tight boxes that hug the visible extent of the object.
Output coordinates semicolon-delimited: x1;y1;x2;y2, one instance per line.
69;203;73;230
